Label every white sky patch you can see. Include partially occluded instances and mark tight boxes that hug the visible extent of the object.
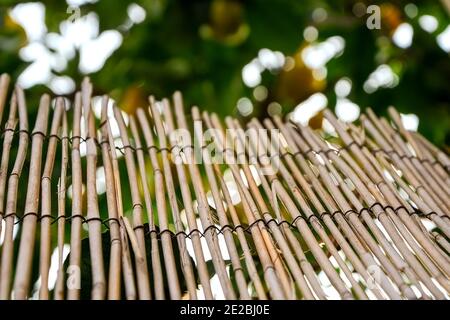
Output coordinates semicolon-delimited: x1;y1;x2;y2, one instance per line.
236;97;253;117
392;23;414;49
10;2;47;41
242;59;262;87
17;60;52;89
437;25;450;53
400;113;419;131
363;64;399;93
290;92;327;126
67;0;98;6
303;26;318;42
404;3;418;19
79;30;123;74
419;15;438;33
258;48;285;71
96;166;106;195
49;75;76;95
242;49;285;87
47;244;70;290
335;98;360;122
301;36;345;69
334;77;352;98
127;3;146;24
60;12;100;49
312;66;327;81
237;97;253;116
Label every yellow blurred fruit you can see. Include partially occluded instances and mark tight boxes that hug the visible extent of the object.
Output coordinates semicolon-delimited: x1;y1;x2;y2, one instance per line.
121;85;148;114
275;46;325;106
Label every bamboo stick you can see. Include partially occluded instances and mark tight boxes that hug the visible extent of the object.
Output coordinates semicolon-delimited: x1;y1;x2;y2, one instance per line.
172;94;237;300
151;99;198;299
161;102;214;299
0;86;29;299
204;111;288;300
129;116;165;299
54;108;68;300
0;92;17;238
85;95;107;299
211;162;268;299
0;73;10;126
67;92;83;300
99;96;122;300
13;93;50;299
251;118;368;299
113;105;152;300
39;97;64;299
191;106;250;299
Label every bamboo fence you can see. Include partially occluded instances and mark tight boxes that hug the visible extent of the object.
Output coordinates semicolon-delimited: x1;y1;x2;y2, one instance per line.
0;73;449;300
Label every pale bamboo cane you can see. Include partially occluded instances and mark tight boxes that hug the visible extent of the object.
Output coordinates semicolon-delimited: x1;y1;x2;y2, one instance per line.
411;132;449;183
113;105;151;300
128;116;165;300
0;92;17;239
363;112;450;215
171;94;236;299
223;117;317;300
67;92;83;300
54;109;68;300
267;117;385;299
312;127;435;299
299;122;446;298
191;107;252;299
99;96;122;300
39;97;64;299
322;110;450;267
272;116;391;299
286;125;404;299
119;217;137;299
151;99;198;299
211;162;268;300
161;101;214;299
366;109;450;206
230;118;353;300
413;132;450;177
204;111;289;300
13;93;50;299
0;73;10;126
134;107;181;300
86;103;107;300
251;118;368;299
0;86;28;299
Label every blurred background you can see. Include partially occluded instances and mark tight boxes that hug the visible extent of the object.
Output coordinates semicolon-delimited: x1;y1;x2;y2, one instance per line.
0;0;449;146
